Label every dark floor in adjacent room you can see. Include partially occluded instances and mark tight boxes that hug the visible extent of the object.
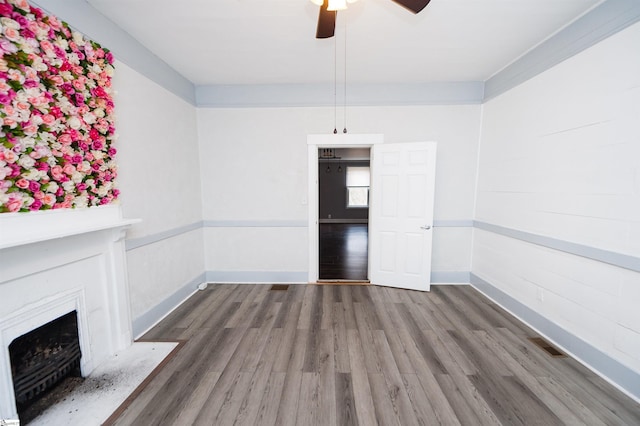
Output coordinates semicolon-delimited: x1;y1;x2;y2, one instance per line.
107;284;640;425
319;223;368;281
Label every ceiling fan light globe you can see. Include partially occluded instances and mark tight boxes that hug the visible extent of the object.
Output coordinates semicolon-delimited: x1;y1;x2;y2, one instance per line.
346;0;358;3
327;0;347;11
310;0;324;6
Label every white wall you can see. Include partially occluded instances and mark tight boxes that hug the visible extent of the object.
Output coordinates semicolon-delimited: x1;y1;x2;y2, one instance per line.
197;105;481;281
113;62;204;330
474;20;640;384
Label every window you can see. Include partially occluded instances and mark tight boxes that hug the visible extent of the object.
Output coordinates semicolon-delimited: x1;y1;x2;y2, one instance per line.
346;166;370;208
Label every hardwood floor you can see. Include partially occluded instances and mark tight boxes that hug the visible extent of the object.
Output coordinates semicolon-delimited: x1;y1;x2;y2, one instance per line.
108;285;640;425
319;224;368;281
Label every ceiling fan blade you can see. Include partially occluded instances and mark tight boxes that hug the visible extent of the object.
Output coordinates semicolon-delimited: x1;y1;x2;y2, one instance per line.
316;0;336;39
391;0;431;14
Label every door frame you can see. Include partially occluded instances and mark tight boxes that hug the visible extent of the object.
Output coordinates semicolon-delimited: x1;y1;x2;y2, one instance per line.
307;134;383;283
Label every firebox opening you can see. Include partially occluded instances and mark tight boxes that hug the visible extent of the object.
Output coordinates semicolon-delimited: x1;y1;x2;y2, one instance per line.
9;310;83;424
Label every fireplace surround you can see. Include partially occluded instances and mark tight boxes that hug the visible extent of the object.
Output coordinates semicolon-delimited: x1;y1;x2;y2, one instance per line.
0;205;138;424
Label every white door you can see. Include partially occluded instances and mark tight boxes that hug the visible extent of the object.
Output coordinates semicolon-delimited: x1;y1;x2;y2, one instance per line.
369;142;437;291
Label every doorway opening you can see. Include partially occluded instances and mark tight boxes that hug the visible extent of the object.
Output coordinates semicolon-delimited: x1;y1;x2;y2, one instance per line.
308;134;436;290
307;133;383;284
318;148;370;281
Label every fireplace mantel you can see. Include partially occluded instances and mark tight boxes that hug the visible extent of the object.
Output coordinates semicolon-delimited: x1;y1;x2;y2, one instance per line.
0;205;139;250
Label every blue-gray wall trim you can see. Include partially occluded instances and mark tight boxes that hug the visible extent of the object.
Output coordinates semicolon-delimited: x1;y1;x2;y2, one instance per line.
125;220;638;275
203;220;308;228
204;270;469;284
123;219;473;251
126;221;203;251
474;220;640;273
31;0;196;105
203;220;472;228
32;0;640;108
431;271;470;284
433;220;474;227
484;0;640;101
206;271;308;283
132;272;205;338
471;273;640;401
196;82;484;108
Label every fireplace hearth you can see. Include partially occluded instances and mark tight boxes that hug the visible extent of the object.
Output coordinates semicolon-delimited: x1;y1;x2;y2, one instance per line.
10;311;82;417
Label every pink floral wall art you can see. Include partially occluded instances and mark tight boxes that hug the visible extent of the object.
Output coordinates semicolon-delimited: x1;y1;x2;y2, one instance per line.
0;0;118;213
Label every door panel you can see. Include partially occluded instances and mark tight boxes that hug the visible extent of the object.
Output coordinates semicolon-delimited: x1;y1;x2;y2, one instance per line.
404;233;424;274
369;142;437;291
407;174;426;217
380;232;397;272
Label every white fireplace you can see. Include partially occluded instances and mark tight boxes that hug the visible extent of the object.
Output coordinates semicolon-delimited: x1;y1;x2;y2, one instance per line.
0;205;138;423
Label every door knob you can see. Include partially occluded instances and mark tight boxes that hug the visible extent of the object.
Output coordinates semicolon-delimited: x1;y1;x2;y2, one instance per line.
420;225;431;230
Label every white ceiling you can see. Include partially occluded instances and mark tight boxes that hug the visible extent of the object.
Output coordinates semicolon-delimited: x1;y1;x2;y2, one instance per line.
86;0;602;86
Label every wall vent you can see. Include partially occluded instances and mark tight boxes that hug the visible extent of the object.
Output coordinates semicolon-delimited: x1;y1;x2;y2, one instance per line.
528;337;566;358
270;284;289;291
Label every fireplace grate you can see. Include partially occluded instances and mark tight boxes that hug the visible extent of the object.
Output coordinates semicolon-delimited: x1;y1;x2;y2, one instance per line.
9;311;82;408
13;342;81;404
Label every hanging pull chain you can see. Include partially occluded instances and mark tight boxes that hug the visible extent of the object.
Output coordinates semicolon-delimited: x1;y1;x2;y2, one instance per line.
343;22;347;134
333;33;338;134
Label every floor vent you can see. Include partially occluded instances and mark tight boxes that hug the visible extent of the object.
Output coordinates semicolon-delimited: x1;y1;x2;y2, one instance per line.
528;337;566;358
270;284;289;291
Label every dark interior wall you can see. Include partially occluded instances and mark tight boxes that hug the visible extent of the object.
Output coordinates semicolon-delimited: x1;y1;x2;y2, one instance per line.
319;160;370;221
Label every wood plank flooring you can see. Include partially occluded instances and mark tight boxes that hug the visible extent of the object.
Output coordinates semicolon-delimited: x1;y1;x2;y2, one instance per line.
108;285;640;425
319;224;368;281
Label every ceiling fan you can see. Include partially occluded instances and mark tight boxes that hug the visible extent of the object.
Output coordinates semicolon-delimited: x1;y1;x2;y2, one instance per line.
313;0;431;39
